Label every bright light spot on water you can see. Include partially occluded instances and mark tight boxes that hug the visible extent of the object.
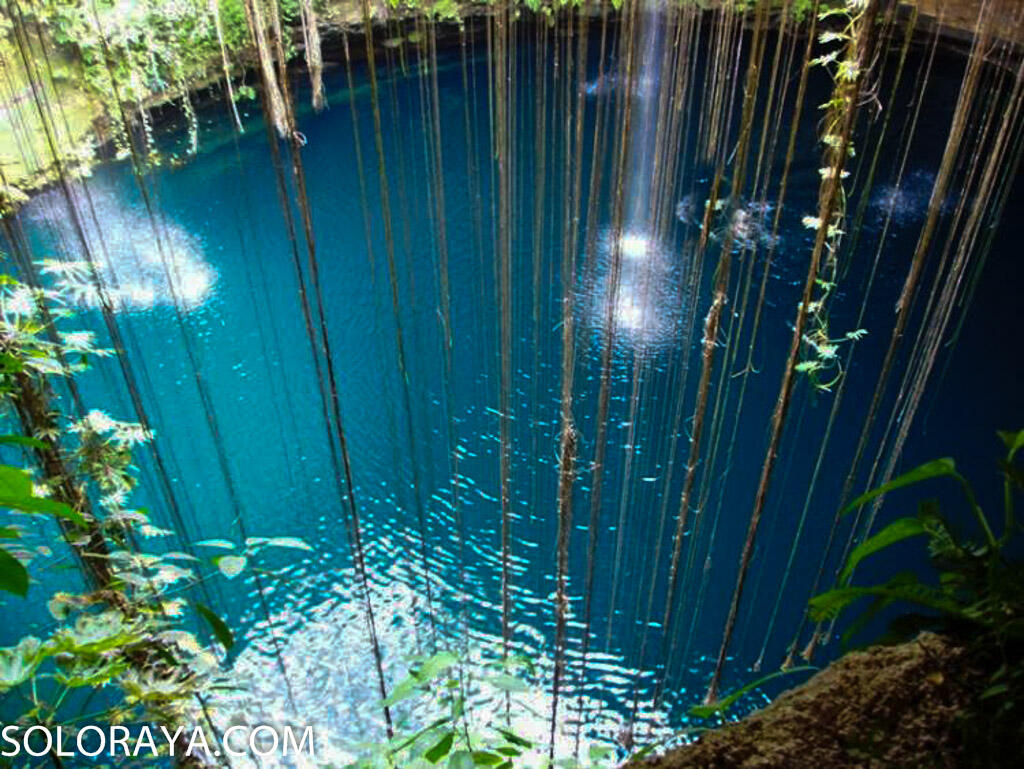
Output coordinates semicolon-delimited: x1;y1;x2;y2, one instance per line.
579;229;684;351
620;233;650;260
615;290;644;331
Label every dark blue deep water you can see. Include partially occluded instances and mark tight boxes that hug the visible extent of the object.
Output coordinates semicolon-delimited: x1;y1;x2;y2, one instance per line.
7;19;1023;762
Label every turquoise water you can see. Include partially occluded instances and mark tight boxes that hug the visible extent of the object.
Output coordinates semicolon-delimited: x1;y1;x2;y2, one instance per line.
10;22;1024;759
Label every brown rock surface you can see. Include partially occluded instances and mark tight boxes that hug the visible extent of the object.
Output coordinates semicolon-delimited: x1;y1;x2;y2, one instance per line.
630;633;978;769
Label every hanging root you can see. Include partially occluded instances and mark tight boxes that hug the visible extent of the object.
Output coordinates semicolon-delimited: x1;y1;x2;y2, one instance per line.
549;421;578;761
299;0;325;111
242;0;288;137
706;0;881;706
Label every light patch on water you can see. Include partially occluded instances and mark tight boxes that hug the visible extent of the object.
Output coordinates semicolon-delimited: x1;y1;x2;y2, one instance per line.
578;229;683;352
870;169;938;228
25;183;215;312
211;564;676;767
615;289;645;332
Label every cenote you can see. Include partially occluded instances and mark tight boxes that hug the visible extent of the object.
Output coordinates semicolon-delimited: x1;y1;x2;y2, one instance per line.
1;1;1023;767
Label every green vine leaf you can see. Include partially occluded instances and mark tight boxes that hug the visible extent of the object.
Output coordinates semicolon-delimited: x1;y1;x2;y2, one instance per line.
0;435;47;450
690;666;817;719
997;429;1024;458
195;602;234;651
0;547;29;597
0;465;85;525
0;637;45;690
843;458;958;515
488;673;529;693
423;730;454;763
245;536;313;551
447;751;475;768
839;517;928;583
809;572;966;623
195;538;236;549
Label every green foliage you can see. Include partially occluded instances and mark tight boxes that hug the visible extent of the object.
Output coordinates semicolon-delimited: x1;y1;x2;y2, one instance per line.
196;533;313;579
837;516;927;583
348;651;531;768
810;440;1021;639
0;546;28;597
5;0;280;168
0;463;84;524
343;649;614;768
796;0;871;392
218;0;255;52
0;275;223;743
0;272;317;752
15;0;218;157
195;602;235;650
811;431;1024;762
789;0;817;22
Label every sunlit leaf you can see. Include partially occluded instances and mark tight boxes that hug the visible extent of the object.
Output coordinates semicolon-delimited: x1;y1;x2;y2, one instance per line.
390;716;451;753
248;536;313;551
51;611;139;655
381;675;421;707
447;751;475;769
0;466;84;525
216;555;247;579
0;636;45;690
469;751;503;766
55;659;129;687
416;651;459;682
195;539;236;549
494;728;531;749
489;673;528;693
162;551;199;562
589;744;616;763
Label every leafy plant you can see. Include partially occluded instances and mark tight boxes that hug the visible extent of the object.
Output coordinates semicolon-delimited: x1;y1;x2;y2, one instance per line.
195;534;313;580
343;649;615;768
0;270;319;763
0;275;233;757
810;430;1024;764
795;0;872;392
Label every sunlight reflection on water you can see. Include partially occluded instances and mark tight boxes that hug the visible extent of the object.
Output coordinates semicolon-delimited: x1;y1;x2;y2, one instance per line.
26;183;215;312
214;558;681;767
